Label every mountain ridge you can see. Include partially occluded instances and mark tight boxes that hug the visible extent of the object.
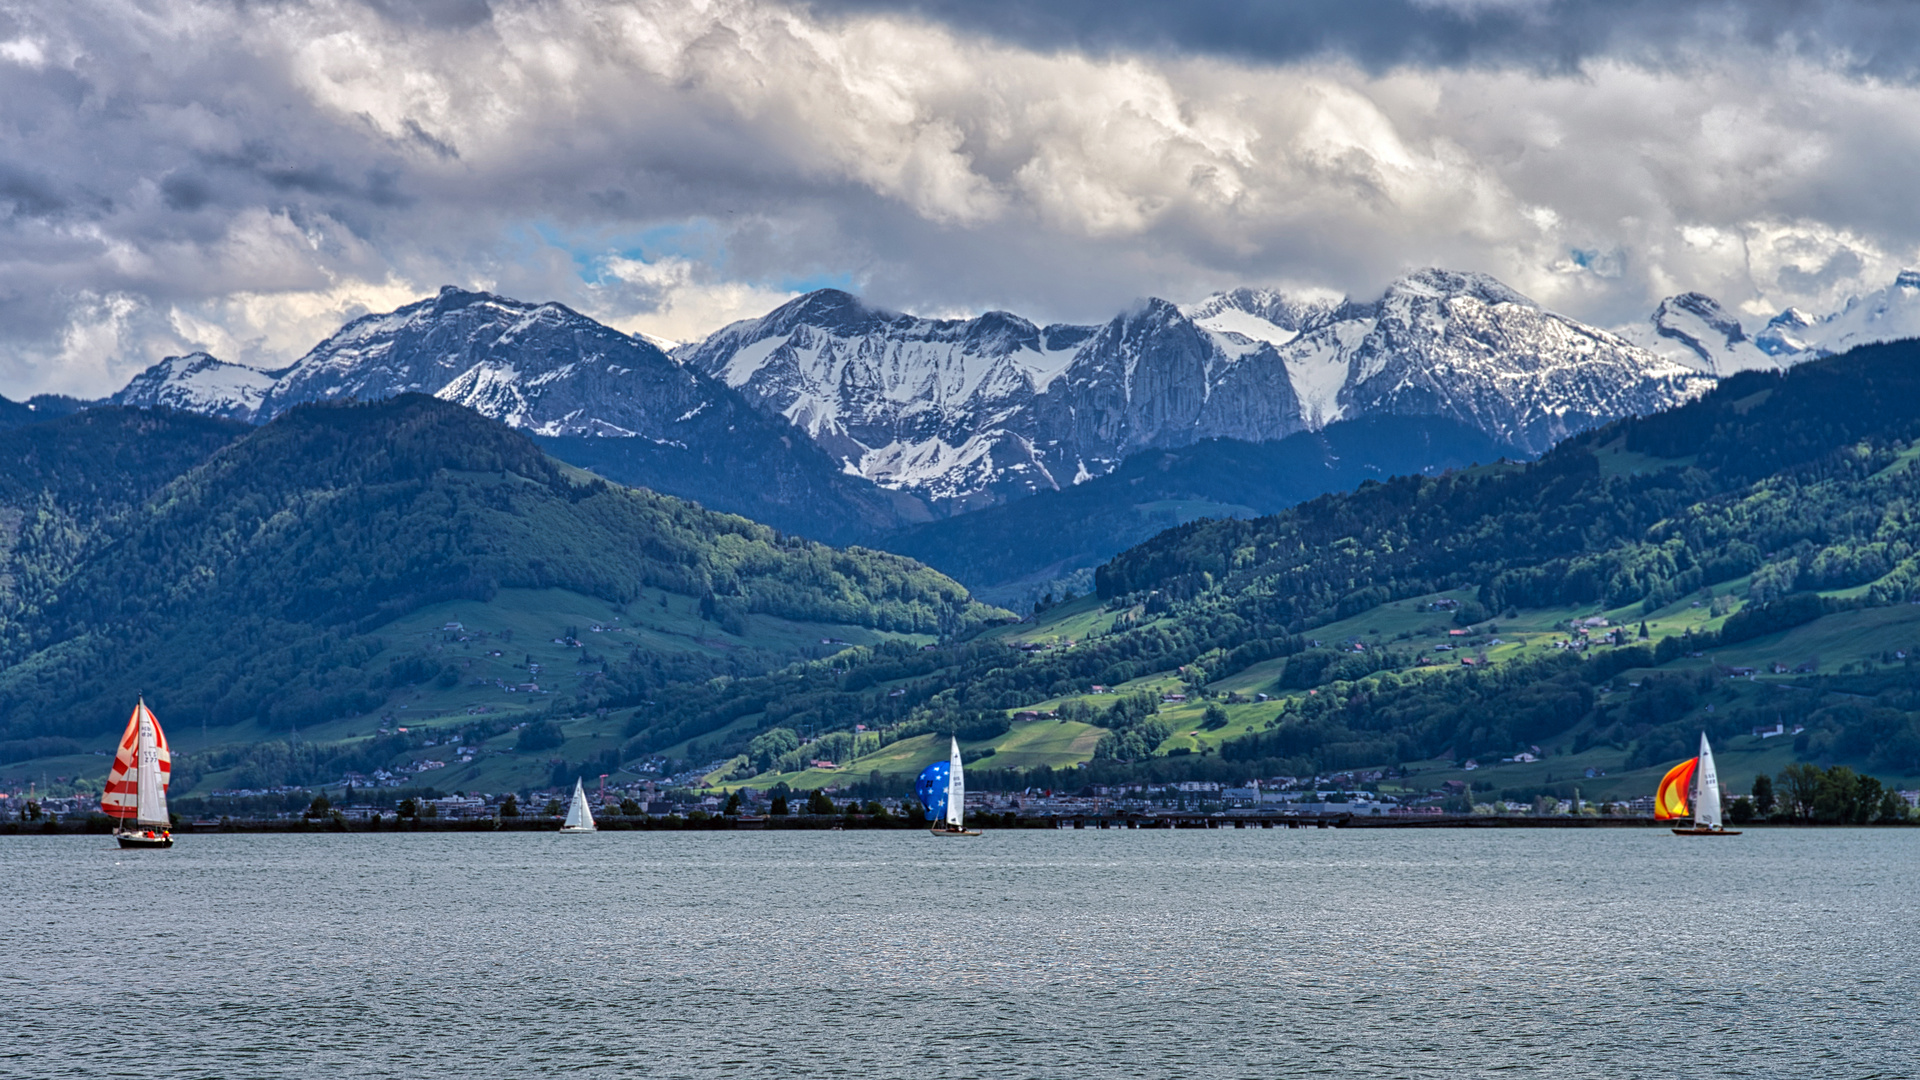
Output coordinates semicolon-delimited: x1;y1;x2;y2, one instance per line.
82;267;1920;537
683;268;1718;509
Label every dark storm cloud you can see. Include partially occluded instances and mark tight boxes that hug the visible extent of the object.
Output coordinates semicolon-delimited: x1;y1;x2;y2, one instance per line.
809;0;1920;79
359;0;496;30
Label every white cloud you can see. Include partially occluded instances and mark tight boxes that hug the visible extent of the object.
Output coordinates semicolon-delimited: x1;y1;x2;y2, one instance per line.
1;0;1918;397
38;293;147;399
0;36;44;67
594;255;799;346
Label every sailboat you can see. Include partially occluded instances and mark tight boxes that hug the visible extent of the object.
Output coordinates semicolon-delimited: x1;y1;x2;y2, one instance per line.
1656;732;1741;836
102;698;173;849
559;777;596;833
916;736;981;836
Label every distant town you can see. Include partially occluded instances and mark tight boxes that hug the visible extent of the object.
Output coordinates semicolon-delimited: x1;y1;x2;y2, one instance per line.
12;762;1917;831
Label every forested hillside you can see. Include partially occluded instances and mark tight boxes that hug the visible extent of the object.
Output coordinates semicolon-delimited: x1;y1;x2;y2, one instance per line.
1096;338;1920;610
0;396;1005;746
0;408;248;660
881;415;1520;606
601;339;1920;798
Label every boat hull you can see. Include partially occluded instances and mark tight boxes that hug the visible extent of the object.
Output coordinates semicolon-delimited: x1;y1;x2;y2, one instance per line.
557;826;596;834
114;829;174;849
929;827;982;837
1671;826;1741;836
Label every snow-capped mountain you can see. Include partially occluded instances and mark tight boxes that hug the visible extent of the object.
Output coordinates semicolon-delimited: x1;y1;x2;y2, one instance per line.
1763;269;1920;359
1184;287;1336;350
1205;269;1709;452
675;290;1090;507
260;287;717;438
679;289;1310;505
1623;293;1785;377
105;288;917;543
1633;268;1920;370
109;352;279;421
1755;307;1822;357
109;267;1919;529
1024;297;1306;479
686;270;1708;507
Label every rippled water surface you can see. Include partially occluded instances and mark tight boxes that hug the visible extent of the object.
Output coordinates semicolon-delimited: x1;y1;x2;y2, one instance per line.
6;828;1918;1078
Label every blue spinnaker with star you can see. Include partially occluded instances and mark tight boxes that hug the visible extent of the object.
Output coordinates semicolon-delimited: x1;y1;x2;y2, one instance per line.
915;760;950;823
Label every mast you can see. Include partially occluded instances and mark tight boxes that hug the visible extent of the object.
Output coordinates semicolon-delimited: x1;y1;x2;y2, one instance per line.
1693;733;1723;830
946;736;964;829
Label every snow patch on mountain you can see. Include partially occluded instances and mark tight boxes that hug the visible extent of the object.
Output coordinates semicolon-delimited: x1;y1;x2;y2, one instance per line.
1193;269;1707;454
1280;324;1365;427
679;291;1091;503
109;352;278;421
1796;269;1920;357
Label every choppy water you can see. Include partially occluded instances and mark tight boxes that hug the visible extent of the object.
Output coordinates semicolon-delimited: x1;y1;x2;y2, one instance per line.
5;828;1917;1078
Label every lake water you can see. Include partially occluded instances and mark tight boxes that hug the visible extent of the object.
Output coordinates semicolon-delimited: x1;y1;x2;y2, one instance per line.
6;828;1917;1078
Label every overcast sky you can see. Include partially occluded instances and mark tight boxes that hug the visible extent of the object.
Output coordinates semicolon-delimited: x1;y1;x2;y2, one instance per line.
3;0;1919;397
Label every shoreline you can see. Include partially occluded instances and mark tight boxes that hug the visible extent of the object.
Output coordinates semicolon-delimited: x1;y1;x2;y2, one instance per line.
4;813;1911;835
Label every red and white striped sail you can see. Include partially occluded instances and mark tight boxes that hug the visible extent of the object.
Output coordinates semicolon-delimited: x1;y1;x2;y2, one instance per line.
101;700;170;825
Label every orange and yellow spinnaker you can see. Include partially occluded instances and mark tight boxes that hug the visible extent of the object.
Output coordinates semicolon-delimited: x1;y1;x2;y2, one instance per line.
1654;757;1698;820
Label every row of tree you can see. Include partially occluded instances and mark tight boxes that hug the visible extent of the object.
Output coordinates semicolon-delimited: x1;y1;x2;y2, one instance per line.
1732;765;1911;824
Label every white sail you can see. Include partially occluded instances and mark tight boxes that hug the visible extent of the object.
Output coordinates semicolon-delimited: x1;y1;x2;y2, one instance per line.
946;736;964;829
563;778;596;832
134;706;169;827
1693;733;1723;830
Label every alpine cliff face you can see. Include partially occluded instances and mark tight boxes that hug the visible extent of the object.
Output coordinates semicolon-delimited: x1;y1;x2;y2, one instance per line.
689;269;1706;508
674;290;1087;507
1025;297;1306;481
1192;269;1707;454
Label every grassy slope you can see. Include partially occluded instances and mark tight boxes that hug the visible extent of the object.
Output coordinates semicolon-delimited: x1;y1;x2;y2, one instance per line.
784;584;1920;798
29;534;1914;801
378;554;1920;799
730;720;1109;791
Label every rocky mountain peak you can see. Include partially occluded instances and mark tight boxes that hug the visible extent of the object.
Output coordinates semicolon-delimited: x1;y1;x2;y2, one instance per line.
1386;267;1534;309
1624;290;1780;377
1656;293;1749;342
110;352;278;421
759;288;871;335
430;284;498;314
1186;286;1334;337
